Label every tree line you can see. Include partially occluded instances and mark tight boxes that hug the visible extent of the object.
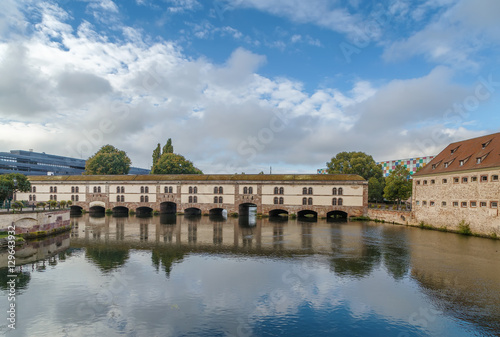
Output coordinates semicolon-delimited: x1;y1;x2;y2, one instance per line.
326;151;412;207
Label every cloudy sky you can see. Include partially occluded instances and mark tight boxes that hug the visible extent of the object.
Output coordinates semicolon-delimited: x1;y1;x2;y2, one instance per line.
0;0;499;173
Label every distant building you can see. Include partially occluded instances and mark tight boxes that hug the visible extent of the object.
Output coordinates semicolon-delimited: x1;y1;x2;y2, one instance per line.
317;156;435;177
413;132;500;236
377;156;435;177
0;150;149;176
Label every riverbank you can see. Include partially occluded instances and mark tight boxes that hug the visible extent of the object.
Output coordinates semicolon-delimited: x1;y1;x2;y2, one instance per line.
351;209;499;240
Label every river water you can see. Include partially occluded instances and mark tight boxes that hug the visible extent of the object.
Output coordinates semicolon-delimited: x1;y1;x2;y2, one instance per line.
1;214;499;337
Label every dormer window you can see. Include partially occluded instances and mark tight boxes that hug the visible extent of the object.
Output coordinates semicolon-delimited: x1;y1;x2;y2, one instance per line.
450;146;459;154
482;140;492;149
444;158;454;168
431;160;442;170
476;152;489;164
459;160;464;166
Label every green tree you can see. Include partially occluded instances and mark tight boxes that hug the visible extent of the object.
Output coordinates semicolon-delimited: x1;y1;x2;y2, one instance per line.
84;145;131;175
36;202;46;210
162;138;173;155
326;151;384;202
60;200;67;209
0;173;31;206
383;165;412;209
152;143;161;167
151;153;203;175
12;201;24;212
368;177;385;203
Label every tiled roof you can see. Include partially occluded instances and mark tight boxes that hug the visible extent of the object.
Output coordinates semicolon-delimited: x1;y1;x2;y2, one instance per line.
414;132;500;176
27;174;366;182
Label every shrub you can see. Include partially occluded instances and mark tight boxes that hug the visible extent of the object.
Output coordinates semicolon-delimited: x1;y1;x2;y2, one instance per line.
105;209;113;215
289;213;297;219
129;209;136;215
229;212;239;218
377;205;381;209
457;220;472;236
153;210;159;216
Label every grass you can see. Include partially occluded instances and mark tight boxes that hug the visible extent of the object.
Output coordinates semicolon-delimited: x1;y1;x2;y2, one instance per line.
457;220;472;236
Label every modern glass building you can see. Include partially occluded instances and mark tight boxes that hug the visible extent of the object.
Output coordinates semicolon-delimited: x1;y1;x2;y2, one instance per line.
317;156;435;177
0;150;150;176
377;156;435;177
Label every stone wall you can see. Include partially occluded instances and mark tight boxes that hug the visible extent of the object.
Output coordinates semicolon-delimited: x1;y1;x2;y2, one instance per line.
0;210;71;235
367;209;413;225
413;168;500;236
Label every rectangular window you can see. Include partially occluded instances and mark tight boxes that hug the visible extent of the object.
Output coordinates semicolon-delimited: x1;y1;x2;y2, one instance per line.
430;201;435;206
471;176;477;182
422;201;427;206
481;175;488;182
416;180;421;185
453;201;459;207
480;202;487;207
491;202;498;208
470;201;477;208
492;175;499;181
431;180;435;184
442;178;448;184
453;177;459;183
462;177;468;183
441;201;447;207
416;201;420;206
461;202;467;208
423;180;428;185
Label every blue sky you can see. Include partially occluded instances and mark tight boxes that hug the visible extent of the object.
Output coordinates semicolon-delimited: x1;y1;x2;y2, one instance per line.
0;0;499;173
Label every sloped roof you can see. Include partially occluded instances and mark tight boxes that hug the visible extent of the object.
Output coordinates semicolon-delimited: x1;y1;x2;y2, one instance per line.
27;173;366;182
415;132;500;176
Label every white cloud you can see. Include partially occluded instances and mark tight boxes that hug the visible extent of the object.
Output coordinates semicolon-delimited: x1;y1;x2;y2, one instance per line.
0;0;492;173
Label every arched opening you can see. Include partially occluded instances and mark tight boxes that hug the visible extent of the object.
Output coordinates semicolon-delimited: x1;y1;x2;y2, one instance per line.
297;210;317;221
209;208;225;216
209;208;226;222
112;206;129;217
327;210;348;222
70;205;83;216
184;207;202;216
136;207;153;217
160;202;177;214
269;209;288;218
89;206;105;217
239;203;257;216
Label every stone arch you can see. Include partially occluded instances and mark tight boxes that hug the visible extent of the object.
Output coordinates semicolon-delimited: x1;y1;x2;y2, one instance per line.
269;209;288;217
112;206;129;216
297;209;317;221
89;206;105;216
209;208;225;216
184;207;202;216
70;205;83;216
327;210;348;221
160;202;177;214
239;203;257;216
136;207;153;217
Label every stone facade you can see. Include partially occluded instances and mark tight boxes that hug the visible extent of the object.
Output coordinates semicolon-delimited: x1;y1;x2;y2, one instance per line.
412;132;500;236
412;168;500;235
17;174;368;218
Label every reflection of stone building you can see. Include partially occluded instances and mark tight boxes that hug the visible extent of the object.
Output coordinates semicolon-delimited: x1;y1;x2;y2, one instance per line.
413;133;500;235
409;230;500;334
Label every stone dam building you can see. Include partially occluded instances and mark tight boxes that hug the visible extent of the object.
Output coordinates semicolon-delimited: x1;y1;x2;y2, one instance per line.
17;174;368;219
413;132;500;236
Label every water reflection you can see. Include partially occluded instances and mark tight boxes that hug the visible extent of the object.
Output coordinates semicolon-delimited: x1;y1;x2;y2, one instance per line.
1;215;499;336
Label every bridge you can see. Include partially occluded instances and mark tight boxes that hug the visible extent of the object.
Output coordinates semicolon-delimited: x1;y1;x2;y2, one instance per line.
17;174;367;219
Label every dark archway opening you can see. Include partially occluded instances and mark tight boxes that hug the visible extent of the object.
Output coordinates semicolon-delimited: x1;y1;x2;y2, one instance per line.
209;208;226;222
89;206;105;217
239;203;257;216
112;206;129;217
70;205;83;216
269;209;288;220
298;210;318;222
327;210;348;222
184;208;202;216
160;202;177;214
136;207;153;217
